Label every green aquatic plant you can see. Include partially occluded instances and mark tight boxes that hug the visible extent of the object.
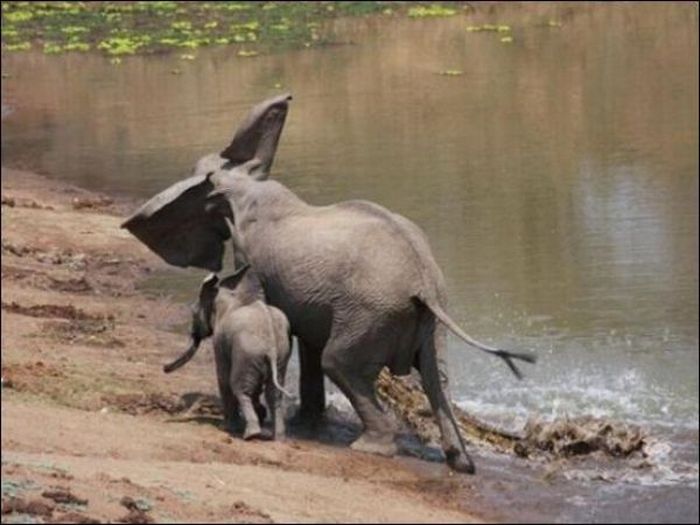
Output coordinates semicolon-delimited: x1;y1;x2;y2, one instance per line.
237;49;258;57
63;41;90;51
438;69;463;76
43;41;62;54
1;26;19;37
408;4;457;18
4;10;33;23
500;35;513;43
98;36;149;55
467;23;511;32
4;41;31;51
170;20;192;31
158;37;179;46
218;3;253;12
230;20;260;32
61;25;88;34
1;1;470;60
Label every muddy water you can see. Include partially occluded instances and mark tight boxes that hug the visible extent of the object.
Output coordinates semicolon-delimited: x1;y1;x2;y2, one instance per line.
2;2;698;522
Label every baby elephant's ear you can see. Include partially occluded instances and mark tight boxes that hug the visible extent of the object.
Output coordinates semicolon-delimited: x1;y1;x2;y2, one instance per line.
220;93;292;179
199;273;220;301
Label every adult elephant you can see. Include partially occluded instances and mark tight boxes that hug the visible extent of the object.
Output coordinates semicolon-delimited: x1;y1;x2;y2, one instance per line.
123;94;535;473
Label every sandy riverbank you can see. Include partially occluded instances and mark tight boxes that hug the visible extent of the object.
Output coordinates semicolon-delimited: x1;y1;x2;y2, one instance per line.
1;166;485;523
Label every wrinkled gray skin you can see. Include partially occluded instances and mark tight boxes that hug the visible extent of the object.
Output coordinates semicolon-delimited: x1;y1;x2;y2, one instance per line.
125;95;535;473
164;266;292;440
203;159;534;473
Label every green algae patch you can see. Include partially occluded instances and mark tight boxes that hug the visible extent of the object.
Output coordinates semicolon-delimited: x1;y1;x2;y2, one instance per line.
408;4;458;18
1;1;472;59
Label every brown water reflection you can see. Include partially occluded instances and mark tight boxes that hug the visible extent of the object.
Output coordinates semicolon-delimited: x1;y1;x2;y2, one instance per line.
2;3;698;426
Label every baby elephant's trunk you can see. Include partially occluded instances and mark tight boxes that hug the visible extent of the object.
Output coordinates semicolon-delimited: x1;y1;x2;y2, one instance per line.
163;338;200;373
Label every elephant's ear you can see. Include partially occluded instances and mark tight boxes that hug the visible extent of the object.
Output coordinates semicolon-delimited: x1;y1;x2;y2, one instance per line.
220;93;292;179
120;173;230;272
121;95;292;271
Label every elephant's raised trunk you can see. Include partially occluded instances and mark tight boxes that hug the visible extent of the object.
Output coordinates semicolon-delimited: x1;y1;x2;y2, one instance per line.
163;337;200;373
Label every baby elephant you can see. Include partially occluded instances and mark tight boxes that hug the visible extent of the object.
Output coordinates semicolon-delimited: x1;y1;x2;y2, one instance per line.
164;265;292;440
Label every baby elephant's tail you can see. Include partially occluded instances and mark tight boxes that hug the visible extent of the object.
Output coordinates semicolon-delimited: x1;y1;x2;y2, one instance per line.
418;297;537;380
267;354;293;398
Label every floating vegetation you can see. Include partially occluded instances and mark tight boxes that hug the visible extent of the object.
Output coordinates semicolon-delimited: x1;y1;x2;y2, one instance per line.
179;53;195;60
4;10;34;23
466;22;515;45
63;41;90;52
43;41;62;54
4;41;31;51
97;36;150;56
1;2;470;59
438;69;463;76
547;19;563;27
466;23;511;32
408;4;458;18
237;49;258;57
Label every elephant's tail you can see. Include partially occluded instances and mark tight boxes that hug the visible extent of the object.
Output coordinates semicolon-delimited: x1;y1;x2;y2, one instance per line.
163;338;200;373
418;297;537;380
267;354;293;398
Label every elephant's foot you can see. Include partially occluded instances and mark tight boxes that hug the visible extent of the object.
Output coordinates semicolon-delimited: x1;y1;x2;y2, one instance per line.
244;427;273;441
350;431;397;457
243;423;267;441
445;446;476;474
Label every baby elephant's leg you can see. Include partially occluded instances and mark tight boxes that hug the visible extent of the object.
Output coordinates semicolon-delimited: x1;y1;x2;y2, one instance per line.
236;391;265;440
215;346;240;432
253;397;267;423
265;383;283;439
265;364;287;439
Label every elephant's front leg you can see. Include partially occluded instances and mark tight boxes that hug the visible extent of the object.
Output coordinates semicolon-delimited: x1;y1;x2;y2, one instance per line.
297;339;325;423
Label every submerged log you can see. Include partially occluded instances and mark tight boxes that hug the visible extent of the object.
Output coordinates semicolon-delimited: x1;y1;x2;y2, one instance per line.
376;369;648;460
376;369;523;454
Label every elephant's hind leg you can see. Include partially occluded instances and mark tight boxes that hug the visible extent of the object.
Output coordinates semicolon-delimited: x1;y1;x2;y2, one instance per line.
321;337;397;457
296;339;326;424
236;392;266;440
418;320;475;474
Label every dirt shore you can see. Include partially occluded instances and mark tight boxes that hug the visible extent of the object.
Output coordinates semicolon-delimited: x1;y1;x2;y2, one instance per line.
1;167;485;523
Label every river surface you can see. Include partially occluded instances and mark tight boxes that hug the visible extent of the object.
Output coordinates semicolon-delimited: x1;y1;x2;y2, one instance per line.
2;2;698;522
